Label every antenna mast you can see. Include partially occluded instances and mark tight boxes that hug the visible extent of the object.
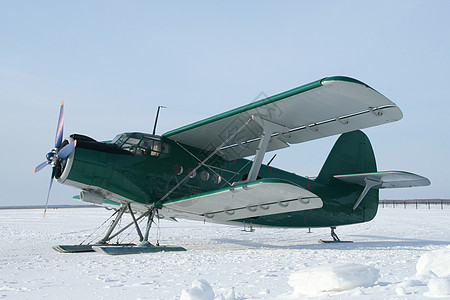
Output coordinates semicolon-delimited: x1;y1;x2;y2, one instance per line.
152;105;166;135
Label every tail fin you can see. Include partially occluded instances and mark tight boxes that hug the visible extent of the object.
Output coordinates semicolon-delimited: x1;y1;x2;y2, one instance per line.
315;130;377;185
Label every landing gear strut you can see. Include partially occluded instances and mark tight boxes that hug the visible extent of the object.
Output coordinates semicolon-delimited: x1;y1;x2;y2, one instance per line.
53;204;186;255
319;227;353;244
242;221;255;232
330;227;340;242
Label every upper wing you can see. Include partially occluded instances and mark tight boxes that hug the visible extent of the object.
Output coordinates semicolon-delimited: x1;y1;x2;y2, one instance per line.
163;76;403;160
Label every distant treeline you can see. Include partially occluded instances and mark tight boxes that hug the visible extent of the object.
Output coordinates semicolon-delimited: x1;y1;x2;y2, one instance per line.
380;199;450;204
380;199;450;209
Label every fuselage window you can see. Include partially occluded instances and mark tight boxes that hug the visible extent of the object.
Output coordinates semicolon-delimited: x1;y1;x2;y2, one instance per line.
200;171;210;181
174;164;183;175
188;168;197;179
212;174;222;184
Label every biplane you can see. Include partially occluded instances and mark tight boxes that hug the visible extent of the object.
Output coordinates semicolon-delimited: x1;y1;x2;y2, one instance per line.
35;76;430;255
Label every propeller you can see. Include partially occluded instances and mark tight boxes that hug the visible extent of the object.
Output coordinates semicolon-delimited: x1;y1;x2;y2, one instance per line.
34;101;76;217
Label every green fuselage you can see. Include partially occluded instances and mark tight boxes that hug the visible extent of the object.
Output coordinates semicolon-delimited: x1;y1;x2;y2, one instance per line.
58;133;378;228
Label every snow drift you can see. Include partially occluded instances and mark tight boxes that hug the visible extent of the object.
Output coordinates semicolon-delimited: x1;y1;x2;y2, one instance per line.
287;263;379;297
416;246;450;297
180;279;235;300
416;246;450;277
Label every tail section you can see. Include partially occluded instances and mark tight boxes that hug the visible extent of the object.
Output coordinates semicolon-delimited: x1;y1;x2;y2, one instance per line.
315;130;377;186
314;130;379;224
310;130;429;226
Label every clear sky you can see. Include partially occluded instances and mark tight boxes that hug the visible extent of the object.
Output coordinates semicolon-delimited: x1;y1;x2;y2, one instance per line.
1;1;449;206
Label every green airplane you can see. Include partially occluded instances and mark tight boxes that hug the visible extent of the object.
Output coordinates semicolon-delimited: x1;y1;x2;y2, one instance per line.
35;76;430;255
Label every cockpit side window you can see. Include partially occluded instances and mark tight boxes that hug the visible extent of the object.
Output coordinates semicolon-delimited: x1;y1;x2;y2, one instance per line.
113;133;170;157
123;137;141;149
138;138;169;157
149;140;161;156
112;134;129;147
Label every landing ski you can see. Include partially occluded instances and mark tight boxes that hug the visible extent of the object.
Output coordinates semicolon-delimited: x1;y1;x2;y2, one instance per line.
92;244;187;255
319;239;353;244
53;243;136;253
53;244;97;253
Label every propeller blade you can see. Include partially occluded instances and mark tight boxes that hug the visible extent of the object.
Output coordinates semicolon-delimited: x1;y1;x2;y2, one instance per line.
43;168;56;218
34;161;49;173
55;101;64;148
57;140;76;159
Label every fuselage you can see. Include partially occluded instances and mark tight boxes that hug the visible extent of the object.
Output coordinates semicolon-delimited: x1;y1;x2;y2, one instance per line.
57;132;378;228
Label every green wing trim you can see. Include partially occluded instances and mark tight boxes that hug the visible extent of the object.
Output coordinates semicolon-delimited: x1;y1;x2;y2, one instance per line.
321;76;366;86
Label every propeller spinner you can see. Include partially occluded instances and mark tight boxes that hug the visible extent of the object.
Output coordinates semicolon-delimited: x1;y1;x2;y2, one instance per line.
34;101;76;217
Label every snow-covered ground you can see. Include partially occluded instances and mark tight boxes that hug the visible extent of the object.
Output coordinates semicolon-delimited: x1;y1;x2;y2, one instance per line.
0;206;449;299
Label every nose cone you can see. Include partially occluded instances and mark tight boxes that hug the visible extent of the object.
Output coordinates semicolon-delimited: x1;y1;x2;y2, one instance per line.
46;152;55;163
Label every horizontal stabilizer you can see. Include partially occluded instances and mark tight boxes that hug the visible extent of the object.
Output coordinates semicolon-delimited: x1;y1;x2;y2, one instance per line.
334;171;430;189
163;178;323;222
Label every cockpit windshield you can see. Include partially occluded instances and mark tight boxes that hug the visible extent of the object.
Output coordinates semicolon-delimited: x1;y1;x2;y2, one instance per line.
112;133;169;157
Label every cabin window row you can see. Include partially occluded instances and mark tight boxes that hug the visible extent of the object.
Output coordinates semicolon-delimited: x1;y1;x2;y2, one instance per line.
174;164;222;184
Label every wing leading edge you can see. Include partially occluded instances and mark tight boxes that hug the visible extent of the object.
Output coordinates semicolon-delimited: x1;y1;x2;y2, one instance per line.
163;76;403;160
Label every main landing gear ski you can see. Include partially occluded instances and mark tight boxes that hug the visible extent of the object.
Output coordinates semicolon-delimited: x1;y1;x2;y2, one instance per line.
319;227;353;244
53;204;186;255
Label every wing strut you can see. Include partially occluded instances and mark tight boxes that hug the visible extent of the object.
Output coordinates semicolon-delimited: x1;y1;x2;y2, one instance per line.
352;177;382;211
175;141;236;187
242;115;288;183
156;117;254;206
